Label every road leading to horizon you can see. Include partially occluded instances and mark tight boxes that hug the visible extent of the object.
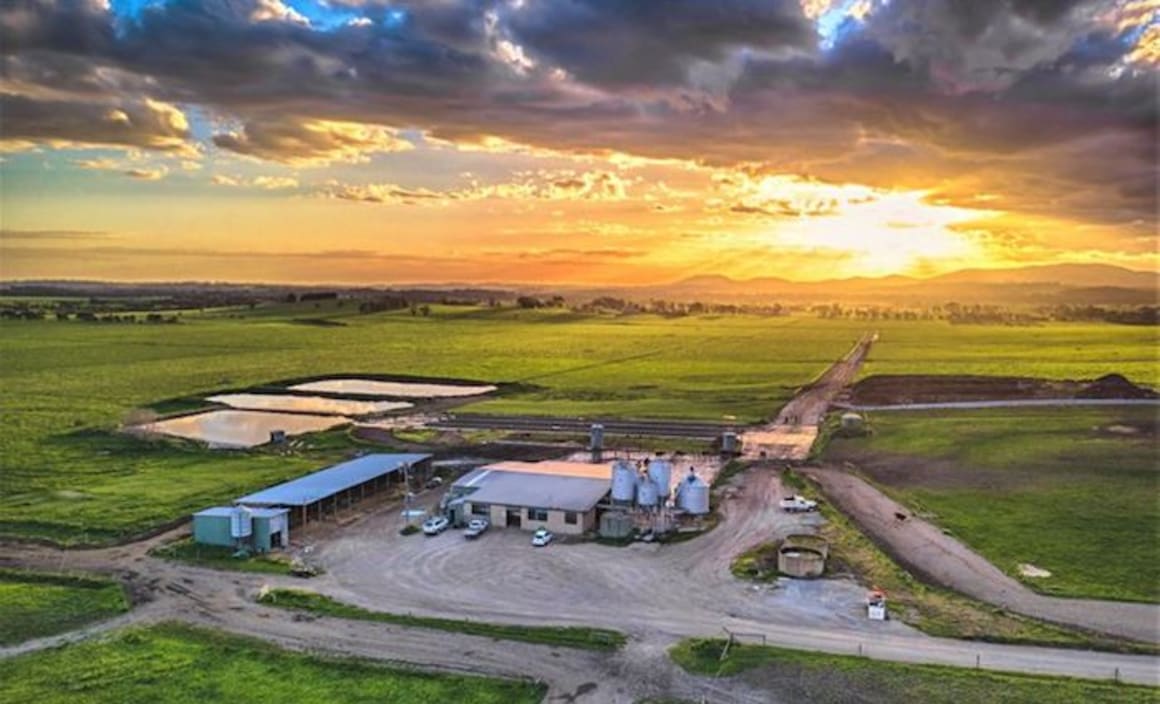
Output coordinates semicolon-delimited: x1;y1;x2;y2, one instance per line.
742;332;876;462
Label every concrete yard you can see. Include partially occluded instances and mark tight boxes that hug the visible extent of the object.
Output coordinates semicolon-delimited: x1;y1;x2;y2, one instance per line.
309;469;913;639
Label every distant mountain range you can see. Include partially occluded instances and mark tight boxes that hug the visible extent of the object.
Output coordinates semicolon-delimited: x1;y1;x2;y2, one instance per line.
4;264;1156;307
565;264;1158;306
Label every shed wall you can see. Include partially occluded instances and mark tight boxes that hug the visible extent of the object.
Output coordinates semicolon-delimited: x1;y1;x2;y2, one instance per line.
192;515;234;547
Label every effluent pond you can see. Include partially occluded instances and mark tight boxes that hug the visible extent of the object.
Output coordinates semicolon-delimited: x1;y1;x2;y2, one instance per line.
289;379;497;398
207;393;412;416
139;410;349;448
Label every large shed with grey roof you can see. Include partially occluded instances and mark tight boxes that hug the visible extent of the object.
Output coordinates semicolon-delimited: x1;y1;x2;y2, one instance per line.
235;452;432;527
448;461;611;535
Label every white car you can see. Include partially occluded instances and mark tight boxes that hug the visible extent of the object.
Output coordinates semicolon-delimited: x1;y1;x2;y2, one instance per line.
779;495;819;513
463;518;490;539
531;528;554;547
421;516;450;535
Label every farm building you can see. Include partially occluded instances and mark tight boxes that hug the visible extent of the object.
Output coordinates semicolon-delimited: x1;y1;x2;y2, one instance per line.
192;506;289;552
446;460;610;535
235;453;432;527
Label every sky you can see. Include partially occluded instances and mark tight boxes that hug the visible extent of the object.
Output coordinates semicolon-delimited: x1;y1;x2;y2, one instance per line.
0;0;1156;285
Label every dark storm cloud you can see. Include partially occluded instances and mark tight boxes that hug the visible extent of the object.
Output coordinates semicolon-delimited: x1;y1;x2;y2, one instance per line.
0;0;1154;229
503;0;814;88
0;93;193;154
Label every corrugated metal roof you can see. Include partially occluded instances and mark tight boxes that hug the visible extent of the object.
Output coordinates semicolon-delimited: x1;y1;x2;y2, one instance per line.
461;471;610;512
235;453;431;507
194;506;235;518
481;460;611;480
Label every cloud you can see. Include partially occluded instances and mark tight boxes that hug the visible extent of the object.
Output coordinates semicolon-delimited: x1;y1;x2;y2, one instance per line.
0;94;195;156
0;0;1154;241
324;169;636;205
125;166;167;180
212;174;299;189
504;0;815;91
212;118;413;165
0;228;112;240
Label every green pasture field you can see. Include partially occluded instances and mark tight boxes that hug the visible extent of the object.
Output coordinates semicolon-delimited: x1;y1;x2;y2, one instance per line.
826;406;1159;602
860;320;1159;386
0;622;545;704
2;305;1153;546
669;639;1155;703
0;308;863;544
0;568;128;645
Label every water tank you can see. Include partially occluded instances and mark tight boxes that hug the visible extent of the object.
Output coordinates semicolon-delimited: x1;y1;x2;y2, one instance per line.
610;460;636;504
647;459;672;500
676;470;710;515
636;474;659;508
589;423;604;451
721;431;738;454
840;413;864;432
230;506;253;538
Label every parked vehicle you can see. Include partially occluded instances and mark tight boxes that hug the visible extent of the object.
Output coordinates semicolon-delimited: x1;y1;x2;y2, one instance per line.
425;476;444;489
422;516;450;535
531;528;554;547
463;518;490;539
779;495;819;513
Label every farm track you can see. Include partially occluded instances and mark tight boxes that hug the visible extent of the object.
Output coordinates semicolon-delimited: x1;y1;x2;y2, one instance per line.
3;329;1160;700
804;465;1160;644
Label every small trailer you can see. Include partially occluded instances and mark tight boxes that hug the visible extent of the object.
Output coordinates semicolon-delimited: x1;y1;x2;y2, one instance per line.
779;495;819;513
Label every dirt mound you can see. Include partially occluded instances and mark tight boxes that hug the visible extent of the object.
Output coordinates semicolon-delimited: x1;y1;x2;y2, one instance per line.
1078;374;1158;399
848;373;1157;405
847;375;1075;405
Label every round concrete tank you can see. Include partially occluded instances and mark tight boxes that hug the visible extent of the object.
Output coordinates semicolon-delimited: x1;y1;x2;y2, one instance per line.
647;459;672;500
230;506;252;539
610;459;636;505
589;423;604;451
636;474;659;508
777;534;829;578
840;413;864;432
676;470;709;515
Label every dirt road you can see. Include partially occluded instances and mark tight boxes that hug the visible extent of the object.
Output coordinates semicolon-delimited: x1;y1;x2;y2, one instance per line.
2;466;1158;699
742;332;875;461
805;465;1160;644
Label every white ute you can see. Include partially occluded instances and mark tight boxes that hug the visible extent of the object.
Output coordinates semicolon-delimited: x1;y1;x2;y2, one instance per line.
779;495;818;513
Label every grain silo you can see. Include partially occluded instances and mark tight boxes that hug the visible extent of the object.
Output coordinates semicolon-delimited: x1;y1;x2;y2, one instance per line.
610;459;637;505
675;469;709;515
589;423;604;451
636;473;659;508
647;459;672;500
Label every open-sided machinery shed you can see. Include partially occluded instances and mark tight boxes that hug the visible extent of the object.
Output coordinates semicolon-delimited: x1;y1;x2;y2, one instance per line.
235;453;432;526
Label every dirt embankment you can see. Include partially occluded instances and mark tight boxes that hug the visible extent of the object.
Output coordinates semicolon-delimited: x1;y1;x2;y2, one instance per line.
848;373;1157;406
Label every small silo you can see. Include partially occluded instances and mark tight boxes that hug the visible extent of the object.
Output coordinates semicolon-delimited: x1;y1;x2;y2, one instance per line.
230;505;253;540
636;473;659;508
647;459;672;500
589;423;604;451
676;469;710;515
610;459;637;505
720;431;738;454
